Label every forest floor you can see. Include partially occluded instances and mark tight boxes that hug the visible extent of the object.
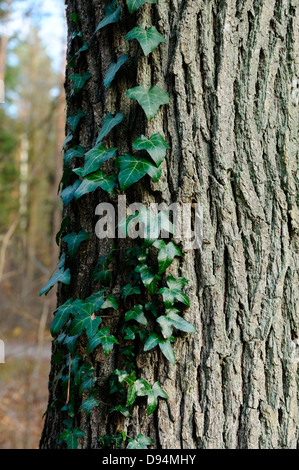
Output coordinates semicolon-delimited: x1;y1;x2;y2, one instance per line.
0;333;51;449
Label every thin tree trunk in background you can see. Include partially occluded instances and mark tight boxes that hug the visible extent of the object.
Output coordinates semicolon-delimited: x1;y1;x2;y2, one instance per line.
41;0;299;449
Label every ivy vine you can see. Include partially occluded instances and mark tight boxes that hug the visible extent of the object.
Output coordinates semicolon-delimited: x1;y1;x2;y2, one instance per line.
41;0;196;449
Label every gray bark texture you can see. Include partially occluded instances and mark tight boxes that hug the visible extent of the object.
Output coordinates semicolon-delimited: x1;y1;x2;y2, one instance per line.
40;0;299;449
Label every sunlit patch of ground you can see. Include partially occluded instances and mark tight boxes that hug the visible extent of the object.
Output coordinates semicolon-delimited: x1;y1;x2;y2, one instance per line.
0;335;51;449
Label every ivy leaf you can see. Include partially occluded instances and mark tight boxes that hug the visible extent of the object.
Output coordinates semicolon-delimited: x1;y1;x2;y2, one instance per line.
56;216;70;246
126;0;156;14
158;275;189;308
132;133;169;166
87;327;118;355
81;145;117;176
125;304;148;326
126;26;165;56
156;315;173;339
59;428;86;449
118;154;161;191
75;172;117;199
79;376;97;395
109;405;130;418
101;295;119;310
104;54;128;88
153;240;182;274
86;289;106;311
127;434;152;449
121;283;141;301
144;332;160;351
63;334;79;355
126;85;169;120
62;132;73;150
141;381;168;415
62;231;90;259
159;339;176;365
70;72;92;93
61;180;81;206
50;298;74;336
135;264;161;295
69;303;102;338
67;109;86;132
64;146;85;166
71;13;79;25
79;396;99;416
96;113;124;145
95;1;121;33
39;268;71;296
166;309;196;334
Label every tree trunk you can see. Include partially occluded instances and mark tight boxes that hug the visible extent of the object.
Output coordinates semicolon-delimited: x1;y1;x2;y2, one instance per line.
40;0;299;449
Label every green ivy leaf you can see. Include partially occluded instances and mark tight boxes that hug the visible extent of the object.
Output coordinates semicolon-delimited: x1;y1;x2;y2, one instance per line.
50;298;74;336
132;133;169;166
159;339;176;364
95;1;121;33
87;327;118;355
135;264;161;295
144;332;160;351
125;304;148;326
75;172;117;199
62;132;73;150
86;289;106;311
96;113;124;145
64;146;85;166
56;216;70;246
79;396;99;416
71;13;79;25
101;295;119;310
109;405;130;418
39;268;71;296
79;376;97;395
126;0;156;14
67;109;86;132
126;26;165;56
69;303;102;338
126;85;169;120
153;240;182;274
59;428;86;449
62;231;90;259
158;275;189;308
156;315;173;339
81;145;117;176
166;309;196;334
121;283;141;301
70;72;92;93
118;153;161;190
61;180;81;206
104;54;128;88
127;434;152;449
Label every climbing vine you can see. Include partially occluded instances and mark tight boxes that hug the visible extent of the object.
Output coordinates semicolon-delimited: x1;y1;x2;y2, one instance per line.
41;0;196;449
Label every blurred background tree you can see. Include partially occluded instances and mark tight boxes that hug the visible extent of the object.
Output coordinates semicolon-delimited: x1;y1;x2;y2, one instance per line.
0;0;66;448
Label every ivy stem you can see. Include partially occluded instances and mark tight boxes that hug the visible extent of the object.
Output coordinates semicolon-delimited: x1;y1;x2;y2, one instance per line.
66;353;72;405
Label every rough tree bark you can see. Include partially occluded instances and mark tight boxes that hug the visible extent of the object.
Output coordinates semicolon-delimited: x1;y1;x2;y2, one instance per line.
41;0;299;449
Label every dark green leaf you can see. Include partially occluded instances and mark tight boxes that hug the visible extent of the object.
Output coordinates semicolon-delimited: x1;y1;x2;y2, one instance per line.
62;231;90;259
132;133;169;166
121;283;141;301
135;264;161;294
104;54;128;88
153;240;182;274
101;295;119;310
56;216;70;246
81;145;117;176
126;85;169;120
64;146;84;166
67;109;86;132
62;132;73;150
125;304;148;326
50;298;74;336
87;327;118;355
39;268;71;296
118;153;161;191
96;113;124;144
95;1;121;33
144;332;160;351
127;434;152;449
126;26;165;55
70;72;92;93
59;428;85;449
79;396;99;416
159;339;176;364
126;0;156;14
61;180;81;206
